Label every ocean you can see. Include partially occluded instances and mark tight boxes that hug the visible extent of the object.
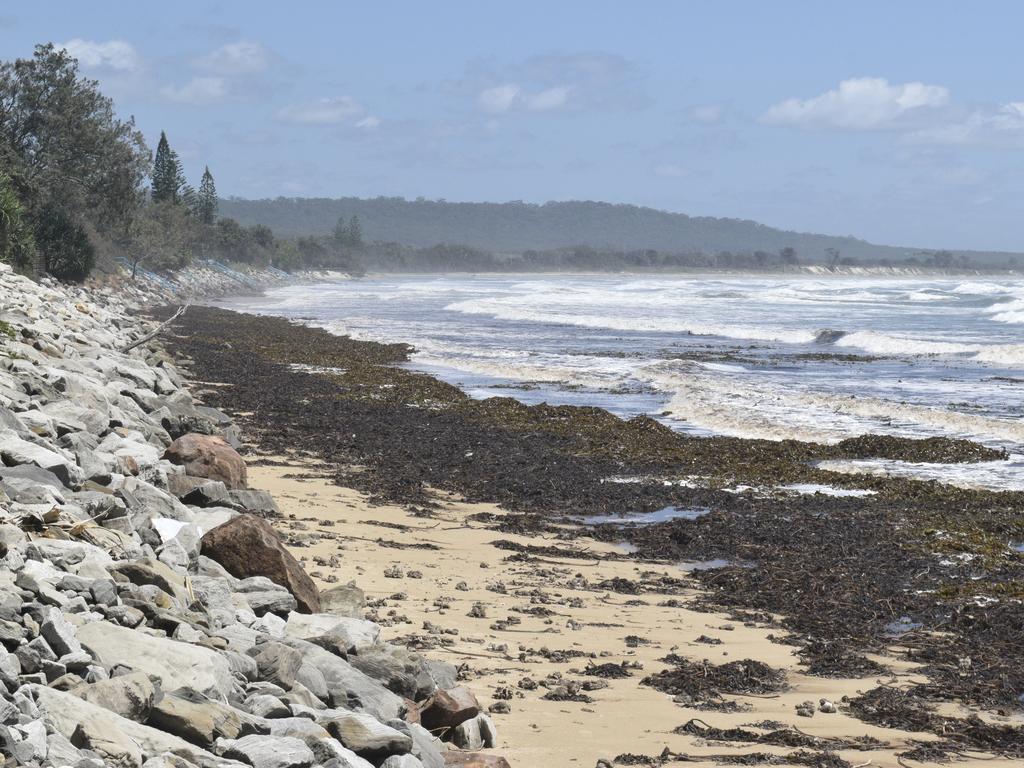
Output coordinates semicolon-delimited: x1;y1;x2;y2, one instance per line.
220;274;1024;491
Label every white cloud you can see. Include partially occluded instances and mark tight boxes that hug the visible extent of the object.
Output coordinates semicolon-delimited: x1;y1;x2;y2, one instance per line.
194;40;268;75
275;96;372;125
478;84;521;114
161;77;228;105
907;102;1024;147
354;116;381;130
761;77;949;130
59;39;140;71
477;83;570;114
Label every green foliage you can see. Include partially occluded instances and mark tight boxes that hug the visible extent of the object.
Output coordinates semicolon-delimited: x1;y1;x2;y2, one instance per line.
0;172;36;271
333;214;364;248
35;206;95;282
0;44;149;235
151;131;190;206
196;166;218;224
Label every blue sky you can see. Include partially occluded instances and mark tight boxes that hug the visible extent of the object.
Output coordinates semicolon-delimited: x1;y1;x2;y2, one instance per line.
2;1;1023;250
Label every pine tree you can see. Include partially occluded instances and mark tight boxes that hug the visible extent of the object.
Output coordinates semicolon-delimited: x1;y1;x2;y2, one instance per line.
151;131;175;203
196;166;218;224
347;215;363;247
151;131;189;205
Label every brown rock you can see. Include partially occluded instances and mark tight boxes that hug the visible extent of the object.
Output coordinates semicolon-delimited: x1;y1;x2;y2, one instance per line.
419;686;480;732
163;433;247;490
200;515;320;613
443;754;512;768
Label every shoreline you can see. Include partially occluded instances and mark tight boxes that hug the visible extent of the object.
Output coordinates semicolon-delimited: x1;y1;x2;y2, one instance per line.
156;302;1024;765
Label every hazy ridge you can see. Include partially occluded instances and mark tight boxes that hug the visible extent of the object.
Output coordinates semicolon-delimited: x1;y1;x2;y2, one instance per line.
220;196;1022;266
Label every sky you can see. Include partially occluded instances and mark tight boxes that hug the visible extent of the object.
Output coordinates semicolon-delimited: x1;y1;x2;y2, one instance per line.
2;1;1023;251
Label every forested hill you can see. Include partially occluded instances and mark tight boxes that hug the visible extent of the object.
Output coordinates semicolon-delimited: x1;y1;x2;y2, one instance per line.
218;196;1015;265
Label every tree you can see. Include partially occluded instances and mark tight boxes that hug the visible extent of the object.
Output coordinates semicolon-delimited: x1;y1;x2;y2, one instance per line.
347;215;363;247
123;201;193;276
779;246;798;265
151;131;189;205
0;44;149;234
0;172;36;272
332;215;349;247
34;205;95;282
196;166;217;224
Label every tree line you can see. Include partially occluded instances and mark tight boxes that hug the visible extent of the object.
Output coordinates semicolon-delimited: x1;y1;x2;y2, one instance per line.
0;43;364;282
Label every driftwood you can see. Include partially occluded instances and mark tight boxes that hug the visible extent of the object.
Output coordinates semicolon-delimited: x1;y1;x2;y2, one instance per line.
120;302;189;353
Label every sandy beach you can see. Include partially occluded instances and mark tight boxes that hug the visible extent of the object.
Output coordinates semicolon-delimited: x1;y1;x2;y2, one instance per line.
250;457;1022;768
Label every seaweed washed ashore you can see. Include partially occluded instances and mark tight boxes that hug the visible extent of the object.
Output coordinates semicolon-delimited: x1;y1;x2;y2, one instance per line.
154;305;1024;760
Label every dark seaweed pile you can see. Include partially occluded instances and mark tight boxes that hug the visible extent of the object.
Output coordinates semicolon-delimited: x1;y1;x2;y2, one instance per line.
153;305;1024;753
641;657;787;706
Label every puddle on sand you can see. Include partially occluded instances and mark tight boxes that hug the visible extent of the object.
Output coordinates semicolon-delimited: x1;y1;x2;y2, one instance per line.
678;558;734;572
779;483;876;498
884;616;924;637
580;506;710;526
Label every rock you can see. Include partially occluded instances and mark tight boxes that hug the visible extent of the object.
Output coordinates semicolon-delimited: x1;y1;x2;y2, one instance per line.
245;694;290;719
39;606;84;657
31;684;216;768
249;641;303;689
442;755;511;768
182;480;231;507
112;558;192;605
319;583;365;619
71;671;156;721
77;621;234;700
285;613;379;650
419;687;480;732
348;645;436;701
216;735;315;768
389;722;445;768
201;515;320;613
0;429;83;487
324;712;413;758
146;693;243;747
228;489;280;517
164;433;247;489
281;639;404;721
381;757;424;768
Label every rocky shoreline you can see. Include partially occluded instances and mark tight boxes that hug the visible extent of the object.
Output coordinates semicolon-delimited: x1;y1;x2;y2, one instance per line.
0;265;502;768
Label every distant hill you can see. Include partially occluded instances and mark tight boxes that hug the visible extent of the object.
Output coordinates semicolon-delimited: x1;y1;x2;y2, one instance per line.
219;196;1020;266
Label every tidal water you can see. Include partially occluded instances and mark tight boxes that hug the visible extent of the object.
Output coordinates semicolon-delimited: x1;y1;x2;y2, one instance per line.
221;274;1024;490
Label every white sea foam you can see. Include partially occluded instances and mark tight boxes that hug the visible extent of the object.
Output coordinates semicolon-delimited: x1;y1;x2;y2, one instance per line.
644;364;1024;444
445;299;818;343
816;456;1024;491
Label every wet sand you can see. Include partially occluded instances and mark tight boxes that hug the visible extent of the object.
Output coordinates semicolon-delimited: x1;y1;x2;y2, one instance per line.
250;458;1021;768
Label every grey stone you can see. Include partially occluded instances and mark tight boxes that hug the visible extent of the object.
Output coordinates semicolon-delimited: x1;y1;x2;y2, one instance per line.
147;692;244;748
281;639;404;721
319;583;365;620
380;756;424;768
31;684;217;768
77;620;234;700
245;694;291;719
72;671;156;721
40;606;84;656
249;641;303;689
348;645;436;701
216;734;315;768
323;712;412;757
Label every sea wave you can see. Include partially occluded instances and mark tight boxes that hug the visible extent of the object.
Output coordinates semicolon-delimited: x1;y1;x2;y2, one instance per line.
642;364;1024;444
445;299;818;343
